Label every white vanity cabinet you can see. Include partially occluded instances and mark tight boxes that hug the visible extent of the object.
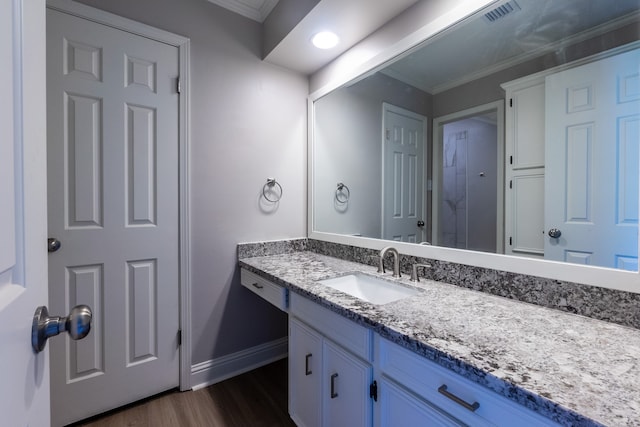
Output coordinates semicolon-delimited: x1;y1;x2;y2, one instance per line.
241;267;562;426
289;293;373;427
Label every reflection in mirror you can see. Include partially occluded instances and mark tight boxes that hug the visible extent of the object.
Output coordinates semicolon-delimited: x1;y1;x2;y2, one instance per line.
312;0;639;271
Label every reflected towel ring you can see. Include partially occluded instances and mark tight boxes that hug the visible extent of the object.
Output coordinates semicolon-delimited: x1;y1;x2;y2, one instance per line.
263;178;283;202
335;182;350;204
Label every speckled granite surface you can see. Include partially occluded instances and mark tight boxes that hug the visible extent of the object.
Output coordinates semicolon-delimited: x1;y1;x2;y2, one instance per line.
239;251;640;427
237;238;308;259
305;239;640;330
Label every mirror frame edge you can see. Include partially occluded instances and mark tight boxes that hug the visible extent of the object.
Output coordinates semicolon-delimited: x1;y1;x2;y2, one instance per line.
307;1;640;294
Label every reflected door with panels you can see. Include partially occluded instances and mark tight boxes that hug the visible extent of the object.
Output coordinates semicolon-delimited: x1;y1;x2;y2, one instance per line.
545;48;640;270
382;104;427;243
47;9;180;425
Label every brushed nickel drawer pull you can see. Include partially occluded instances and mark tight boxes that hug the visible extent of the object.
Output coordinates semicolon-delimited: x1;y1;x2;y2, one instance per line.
251;282;264;289
305;353;312;375
438;384;480;412
330;373;339;398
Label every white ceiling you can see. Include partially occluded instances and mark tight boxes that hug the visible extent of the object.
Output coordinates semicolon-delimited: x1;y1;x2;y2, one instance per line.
208;0;419;75
262;0;419;74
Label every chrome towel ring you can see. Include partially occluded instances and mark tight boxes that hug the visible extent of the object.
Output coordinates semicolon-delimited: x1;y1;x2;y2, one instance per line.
263;178;283;202
335;182;350;203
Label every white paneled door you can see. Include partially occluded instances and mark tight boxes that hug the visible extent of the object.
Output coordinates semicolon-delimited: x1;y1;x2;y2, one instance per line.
47;9;180;425
0;0;49;425
382;104;427;243
545;48;640;270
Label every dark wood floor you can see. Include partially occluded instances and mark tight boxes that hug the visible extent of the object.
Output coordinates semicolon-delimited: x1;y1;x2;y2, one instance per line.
73;358;296;427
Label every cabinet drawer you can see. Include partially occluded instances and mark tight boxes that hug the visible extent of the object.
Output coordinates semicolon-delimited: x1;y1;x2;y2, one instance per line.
290;292;371;361
378;377;463;427
376;336;560;427
240;268;288;311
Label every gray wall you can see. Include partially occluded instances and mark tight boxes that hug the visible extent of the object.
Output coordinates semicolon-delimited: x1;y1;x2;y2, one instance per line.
313;72;430;238
74;0;308;365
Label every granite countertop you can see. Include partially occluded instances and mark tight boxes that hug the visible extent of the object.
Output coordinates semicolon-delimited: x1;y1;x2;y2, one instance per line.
239;251;640;427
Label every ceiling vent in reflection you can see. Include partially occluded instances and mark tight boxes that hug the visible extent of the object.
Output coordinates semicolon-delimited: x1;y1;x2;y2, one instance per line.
483;0;521;23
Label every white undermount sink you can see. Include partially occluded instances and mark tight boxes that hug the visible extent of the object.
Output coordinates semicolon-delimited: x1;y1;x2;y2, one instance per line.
319;273;420;305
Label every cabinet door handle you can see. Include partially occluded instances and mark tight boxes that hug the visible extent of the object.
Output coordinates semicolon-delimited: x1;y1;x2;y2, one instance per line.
251;282;264;289
304;353;312;375
438;384;480;412
330;373;339;399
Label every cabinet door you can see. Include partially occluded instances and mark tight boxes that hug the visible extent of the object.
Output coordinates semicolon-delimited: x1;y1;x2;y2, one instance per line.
323;340;372;427
289;318;323;427
377;378;463;427
509;82;545;170
504;80;545;257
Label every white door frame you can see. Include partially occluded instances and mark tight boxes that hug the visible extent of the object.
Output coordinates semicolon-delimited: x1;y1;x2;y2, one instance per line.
46;0;192;391
381;103;428;242
432;100;504;252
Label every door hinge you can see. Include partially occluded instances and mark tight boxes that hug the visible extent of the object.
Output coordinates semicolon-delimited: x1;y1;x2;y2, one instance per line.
177;77;181;94
177;329;182;346
385;129;391;140
509;155;513;165
509;237;513;245
370;380;378;402
509;98;513;107
509;180;512;189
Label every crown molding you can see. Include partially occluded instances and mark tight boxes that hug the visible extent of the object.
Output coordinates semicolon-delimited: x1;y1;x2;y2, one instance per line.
207;0;279;22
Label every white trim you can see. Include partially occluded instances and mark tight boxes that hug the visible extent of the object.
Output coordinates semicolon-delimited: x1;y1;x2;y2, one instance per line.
500;40;640;91
190;337;289;391
46;0;193;391
205;0;278;23
432;100;504;252
308;96;316;235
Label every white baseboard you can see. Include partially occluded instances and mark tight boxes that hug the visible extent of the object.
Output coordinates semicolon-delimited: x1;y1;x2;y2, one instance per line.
190;337;288;390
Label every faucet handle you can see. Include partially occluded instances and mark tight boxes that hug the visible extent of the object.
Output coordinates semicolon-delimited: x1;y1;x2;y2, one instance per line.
410;263;432;282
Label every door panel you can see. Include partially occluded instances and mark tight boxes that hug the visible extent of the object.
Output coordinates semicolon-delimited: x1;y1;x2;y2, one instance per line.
66;93;103;228
47;9;180;425
0;0;49;425
545;48;640;269
67;264;104;381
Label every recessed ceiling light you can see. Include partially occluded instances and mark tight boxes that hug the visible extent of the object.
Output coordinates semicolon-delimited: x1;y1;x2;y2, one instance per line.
311;31;339;49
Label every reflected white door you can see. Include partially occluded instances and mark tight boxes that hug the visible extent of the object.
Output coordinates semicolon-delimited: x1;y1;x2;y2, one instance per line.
382;104;427;243
47;9;180;425
0;0;50;425
545;48;639;270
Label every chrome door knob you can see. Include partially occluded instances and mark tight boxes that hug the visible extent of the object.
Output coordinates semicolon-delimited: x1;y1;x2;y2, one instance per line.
548;228;562;238
48;237;61;253
31;305;93;353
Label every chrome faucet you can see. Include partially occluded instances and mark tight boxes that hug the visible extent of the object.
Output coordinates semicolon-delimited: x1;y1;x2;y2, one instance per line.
410;263;432;282
378;246;400;277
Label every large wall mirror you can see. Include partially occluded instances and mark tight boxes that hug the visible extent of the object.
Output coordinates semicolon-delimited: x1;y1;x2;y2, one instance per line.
310;0;640;291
